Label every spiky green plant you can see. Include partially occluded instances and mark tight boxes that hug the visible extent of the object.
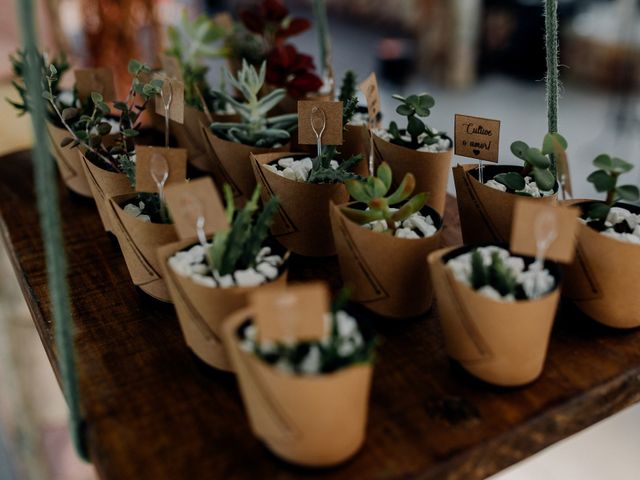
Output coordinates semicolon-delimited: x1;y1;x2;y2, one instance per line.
387;93;450;150
165;10;227;110
207;184;279;276
470;249;521;299
586;154;639;224
209;60;297;148
340;162;427;233
495;133;564;193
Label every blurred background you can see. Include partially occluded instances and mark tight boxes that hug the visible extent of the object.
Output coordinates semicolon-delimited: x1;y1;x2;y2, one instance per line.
0;1;639;479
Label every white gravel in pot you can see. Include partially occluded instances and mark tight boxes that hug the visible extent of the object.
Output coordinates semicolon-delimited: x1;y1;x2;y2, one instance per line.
484;175;554;198
372;128;452;153
123;201;151;223
348;112;369;127
585;206;640;245
169;244;284;288
446;246;556;301
263;156;339;182
363;209;438;239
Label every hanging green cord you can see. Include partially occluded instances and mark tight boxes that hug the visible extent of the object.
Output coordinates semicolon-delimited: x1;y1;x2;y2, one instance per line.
312;0;332;77
16;0;89;461
544;0;560;174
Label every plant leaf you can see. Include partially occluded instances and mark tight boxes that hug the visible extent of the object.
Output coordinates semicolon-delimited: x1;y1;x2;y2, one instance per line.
377;162;392;191
494;172;525;191
391;193;426;222
592;154;613;172
588;202;610;221
510;140;529;160
525;147;551;169
345;179;371;203
340;206;384;225
587;170;615;192
616;185;640;201
387;173;416;205
532;167;556;191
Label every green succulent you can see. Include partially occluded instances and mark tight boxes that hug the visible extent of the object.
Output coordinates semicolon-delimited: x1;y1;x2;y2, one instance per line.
165;11;227;109
387;93;449;150
495;133;564;193
207;184;279;276
586;154;639;222
340;162;427;233
470;249;522;299
209;60;297;148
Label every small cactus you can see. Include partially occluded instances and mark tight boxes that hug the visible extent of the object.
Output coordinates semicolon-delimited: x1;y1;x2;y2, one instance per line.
470;249;518;298
340;162;427;233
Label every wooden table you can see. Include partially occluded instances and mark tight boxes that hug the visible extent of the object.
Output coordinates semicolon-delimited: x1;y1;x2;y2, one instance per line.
2;150;640;480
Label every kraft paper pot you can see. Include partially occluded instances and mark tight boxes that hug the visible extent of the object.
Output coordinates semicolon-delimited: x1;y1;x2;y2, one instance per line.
222;307;372;467
80;155;133;232
563;201;640;329
342;124;370;177
251;152;349;257
428;245;561;387
330;202;443;318
108;194;178;302
158;239;290;371
372;134;452;216
46;122;93;197
201;124;289;204
453;164;558;245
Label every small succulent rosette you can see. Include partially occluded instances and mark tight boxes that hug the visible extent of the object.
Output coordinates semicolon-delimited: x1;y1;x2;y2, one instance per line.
252;152;351;257
330;162;444;318
222;303;375;467
563;202;640;328
429;245;561;386
108;193;178;301
46;121;93;197
80;154;133;232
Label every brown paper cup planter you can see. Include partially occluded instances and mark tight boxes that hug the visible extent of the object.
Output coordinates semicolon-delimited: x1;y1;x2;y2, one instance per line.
222;307;373;467
330;202;444;318
563;201;640;329
46;122;93;197
200;125;289;205
80;155;133;232
453;164;558;245
251;152;349;257
107;194;178;302
428;245;562;387
158;240;290;371
372;134;452;216
342;123;370;177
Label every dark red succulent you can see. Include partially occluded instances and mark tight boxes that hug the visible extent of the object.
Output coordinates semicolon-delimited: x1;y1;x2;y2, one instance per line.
239;0;311;49
266;44;323;99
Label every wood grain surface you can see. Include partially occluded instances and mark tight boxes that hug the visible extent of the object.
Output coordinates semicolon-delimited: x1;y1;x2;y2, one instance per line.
1;150;639;480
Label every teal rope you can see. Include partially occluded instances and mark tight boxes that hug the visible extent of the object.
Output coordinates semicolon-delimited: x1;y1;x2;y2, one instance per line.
544;0;559;135
16;0;89;461
312;0;332;77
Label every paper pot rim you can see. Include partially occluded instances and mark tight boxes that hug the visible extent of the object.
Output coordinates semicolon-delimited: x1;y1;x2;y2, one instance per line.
458;163;560;196
428;244;562;305
568;198;640;248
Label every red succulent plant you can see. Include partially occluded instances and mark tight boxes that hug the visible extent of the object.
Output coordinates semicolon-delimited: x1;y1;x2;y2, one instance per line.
266;44;323;99
239;0;311;50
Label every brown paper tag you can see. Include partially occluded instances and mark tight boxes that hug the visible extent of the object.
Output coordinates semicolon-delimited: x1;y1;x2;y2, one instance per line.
510;198;580;263
213;12;234;32
164;177;229;240
454;114;501;163
358;72;381;128
297;101;343;145
74;68;117;103
251;282;329;343
154;75;185;124
135;146;187;193
159;53;183;81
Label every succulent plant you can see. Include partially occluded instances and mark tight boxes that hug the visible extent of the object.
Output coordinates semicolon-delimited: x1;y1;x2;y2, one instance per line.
165;11;227;110
495;133;564;193
586;154;639;224
387;93;450;150
207;184;279;276
209;60;297;148
469;249;522;299
340;162;427;233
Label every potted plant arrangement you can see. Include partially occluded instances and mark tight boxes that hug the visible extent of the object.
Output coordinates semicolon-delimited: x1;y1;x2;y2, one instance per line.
251;99;362;256
453;134;562;244
563;155;640;328
372;93;452;215
330;162;443;318
428;244;561;386
337;70;371;177
9;50;98;198
163;11;234;173
226;0;325;111
222;287;375;466
159;184;289;370
201;60;297;204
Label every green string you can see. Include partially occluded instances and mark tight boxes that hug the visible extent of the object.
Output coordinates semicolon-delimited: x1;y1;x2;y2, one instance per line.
545;0;559;135
16;0;89;461
312;0;332;77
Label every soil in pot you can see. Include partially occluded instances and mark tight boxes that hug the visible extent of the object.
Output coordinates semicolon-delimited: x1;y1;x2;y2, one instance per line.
429;244;561;386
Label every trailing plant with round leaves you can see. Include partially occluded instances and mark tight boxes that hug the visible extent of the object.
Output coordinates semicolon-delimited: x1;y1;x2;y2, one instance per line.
586;154;639;223
495;133;564;193
210;60;298;148
340;162;427;233
387;93;450;150
207;184;279;277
